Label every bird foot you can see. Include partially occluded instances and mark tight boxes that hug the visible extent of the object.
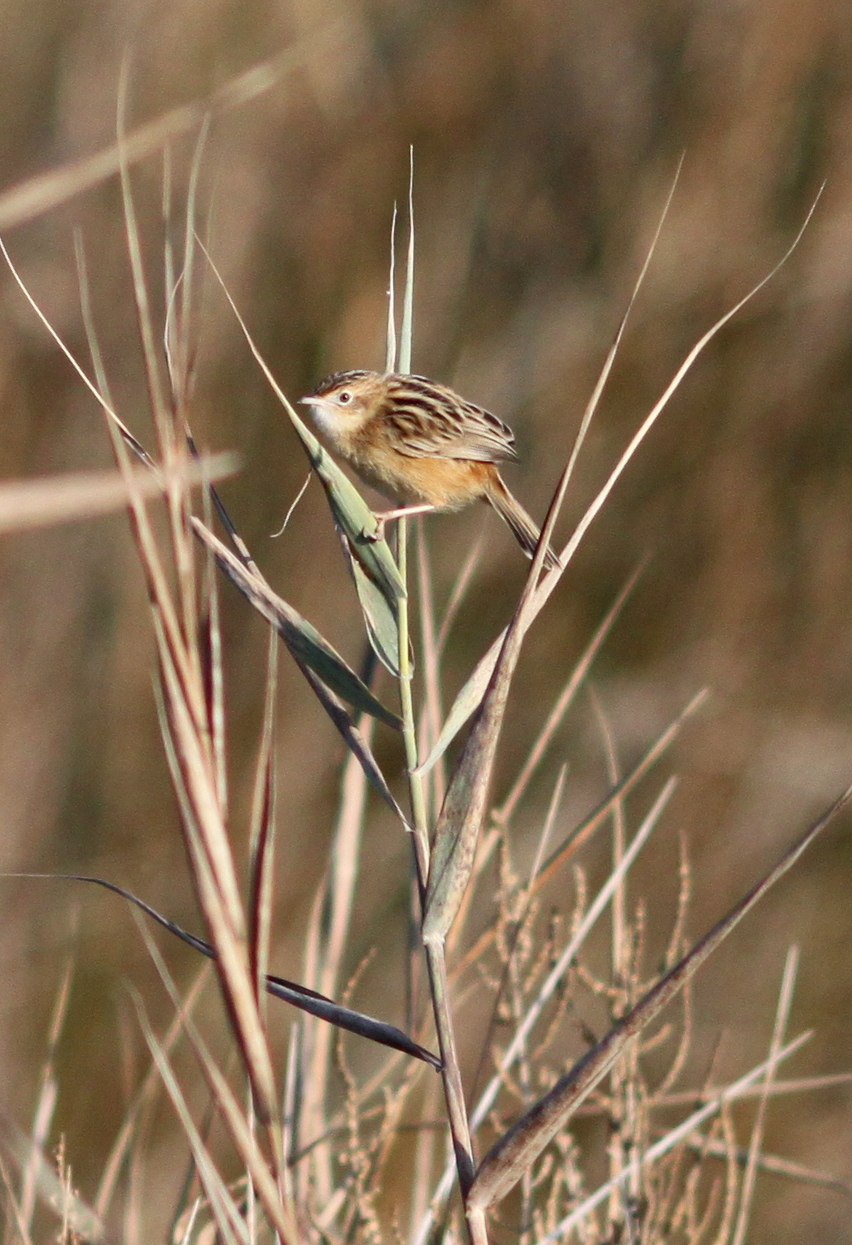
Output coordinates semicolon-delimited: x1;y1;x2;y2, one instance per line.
364;504;436;543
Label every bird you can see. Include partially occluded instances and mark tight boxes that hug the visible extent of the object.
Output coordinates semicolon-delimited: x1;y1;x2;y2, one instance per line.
299;370;559;569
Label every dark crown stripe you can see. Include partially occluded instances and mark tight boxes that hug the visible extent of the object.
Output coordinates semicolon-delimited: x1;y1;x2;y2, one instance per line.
313;369;371;395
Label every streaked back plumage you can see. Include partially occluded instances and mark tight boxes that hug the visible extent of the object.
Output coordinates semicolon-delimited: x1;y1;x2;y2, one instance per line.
379;374;517;464
311;371;517;465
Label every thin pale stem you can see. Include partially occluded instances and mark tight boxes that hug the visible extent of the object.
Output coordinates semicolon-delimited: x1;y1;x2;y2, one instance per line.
397;516;430;887
424;945;476;1196
397;515;484;1244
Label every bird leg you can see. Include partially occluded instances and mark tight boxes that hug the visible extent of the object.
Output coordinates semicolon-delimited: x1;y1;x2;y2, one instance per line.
366;504;436;542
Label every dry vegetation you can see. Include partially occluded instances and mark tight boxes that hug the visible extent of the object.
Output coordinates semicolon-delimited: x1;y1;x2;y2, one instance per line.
1;2;852;1243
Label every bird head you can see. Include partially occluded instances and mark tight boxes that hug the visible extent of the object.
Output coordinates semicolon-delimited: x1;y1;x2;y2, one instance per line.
299;370;385;443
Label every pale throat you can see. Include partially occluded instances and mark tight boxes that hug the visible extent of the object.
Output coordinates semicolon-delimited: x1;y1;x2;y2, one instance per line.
307;401;349;449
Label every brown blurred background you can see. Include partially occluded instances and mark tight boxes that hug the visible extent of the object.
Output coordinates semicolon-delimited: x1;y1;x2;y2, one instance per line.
1;0;852;1240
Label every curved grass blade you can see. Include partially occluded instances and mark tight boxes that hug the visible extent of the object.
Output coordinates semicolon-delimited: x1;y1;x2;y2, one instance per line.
418;191;822;775
494;559;646;822
196;239;406;606
264;971;439;1068
0;31;347;233
8;875;441;1071
192;517;401;729
298;660;410;823
287;404;406;605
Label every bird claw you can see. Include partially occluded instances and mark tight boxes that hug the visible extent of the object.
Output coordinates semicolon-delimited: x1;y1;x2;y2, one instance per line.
362;505;436;544
364;515;387;543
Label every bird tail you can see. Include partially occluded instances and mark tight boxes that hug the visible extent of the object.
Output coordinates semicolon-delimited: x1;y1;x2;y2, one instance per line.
484;473;559;570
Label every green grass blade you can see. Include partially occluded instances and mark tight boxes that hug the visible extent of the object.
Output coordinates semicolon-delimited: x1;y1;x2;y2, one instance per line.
192;518;401;729
348;552;402;676
415;637;497;775
287;404;406;603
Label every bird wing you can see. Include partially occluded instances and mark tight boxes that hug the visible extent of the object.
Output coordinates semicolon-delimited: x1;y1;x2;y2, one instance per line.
384;377;518;464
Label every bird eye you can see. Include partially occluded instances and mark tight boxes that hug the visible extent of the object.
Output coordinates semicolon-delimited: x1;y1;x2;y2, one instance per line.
338;390;352;405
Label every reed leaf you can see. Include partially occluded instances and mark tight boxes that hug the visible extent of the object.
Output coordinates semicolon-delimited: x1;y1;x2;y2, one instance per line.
192;517;401;729
422;474;566;944
345;543;402;676
8;874;442;1070
285;401;406;605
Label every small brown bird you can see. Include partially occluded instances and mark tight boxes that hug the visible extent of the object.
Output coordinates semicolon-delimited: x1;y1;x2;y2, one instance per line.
299;370;559;568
